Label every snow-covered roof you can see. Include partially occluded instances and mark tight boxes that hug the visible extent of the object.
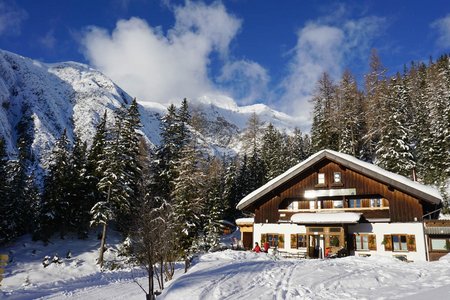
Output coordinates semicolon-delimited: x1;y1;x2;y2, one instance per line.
235;218;254;225
291;212;362;224
237;149;442;210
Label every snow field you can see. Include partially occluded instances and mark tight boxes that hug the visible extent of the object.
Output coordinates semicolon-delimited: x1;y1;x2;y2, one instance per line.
2;235;450;299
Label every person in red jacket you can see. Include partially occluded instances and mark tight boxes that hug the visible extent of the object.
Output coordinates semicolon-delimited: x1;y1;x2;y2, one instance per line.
253;242;261;253
263;241;270;253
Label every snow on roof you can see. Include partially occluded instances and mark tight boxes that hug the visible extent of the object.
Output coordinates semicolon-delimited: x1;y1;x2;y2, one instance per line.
237;149;442;211
235;218;254;225
291;212;362;224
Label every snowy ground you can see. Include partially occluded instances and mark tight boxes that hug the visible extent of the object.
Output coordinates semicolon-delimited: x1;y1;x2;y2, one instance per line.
2;233;450;299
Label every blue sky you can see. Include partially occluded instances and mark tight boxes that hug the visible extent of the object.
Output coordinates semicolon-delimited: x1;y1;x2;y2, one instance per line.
1;0;450;125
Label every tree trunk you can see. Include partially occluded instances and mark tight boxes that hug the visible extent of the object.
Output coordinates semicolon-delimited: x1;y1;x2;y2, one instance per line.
98;223;107;268
148;265;154;298
98;184;112;268
160;258;164;290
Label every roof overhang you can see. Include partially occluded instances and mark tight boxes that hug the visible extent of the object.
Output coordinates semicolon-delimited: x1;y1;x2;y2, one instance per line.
236;150;442;211
235;218;254;225
290;212;362;224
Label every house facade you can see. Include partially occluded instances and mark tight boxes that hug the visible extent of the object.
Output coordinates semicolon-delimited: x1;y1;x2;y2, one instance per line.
236;150;446;261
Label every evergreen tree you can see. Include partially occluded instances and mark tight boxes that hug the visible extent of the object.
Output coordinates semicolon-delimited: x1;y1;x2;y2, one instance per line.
286;128;306;166
70;137;91;238
375;74;415;177
40;129;73;240
0;137;11;243
223;156;240;221
172;139;205;268
203;157;226;249
261;123;284;181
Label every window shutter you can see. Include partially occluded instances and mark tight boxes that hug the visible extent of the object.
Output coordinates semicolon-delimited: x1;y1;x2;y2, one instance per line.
368;235;377;250
407;235;416;252
291;234;297;249
278;234;284;249
348;234;355;251
383;235;392;251
261;234;267;244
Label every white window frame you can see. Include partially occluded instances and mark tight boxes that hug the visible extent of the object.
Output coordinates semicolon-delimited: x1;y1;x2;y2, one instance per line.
318;173;325;184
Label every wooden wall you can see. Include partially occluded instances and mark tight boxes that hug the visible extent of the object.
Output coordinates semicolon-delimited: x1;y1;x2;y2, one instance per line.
251;158;430;223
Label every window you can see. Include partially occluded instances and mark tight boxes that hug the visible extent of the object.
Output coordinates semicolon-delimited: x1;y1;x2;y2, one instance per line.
333;172;341;183
329;236;340;247
349;199;361;208
392;235;408;251
262;233;284;248
355;234;376;251
309;227;324;233
430;238;450;251
318;173;325;184
291;234;307;249
333;200;343;208
267;234;279;247
370;198;382;207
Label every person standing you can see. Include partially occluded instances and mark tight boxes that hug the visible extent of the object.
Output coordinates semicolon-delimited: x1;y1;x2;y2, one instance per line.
253;242;261;253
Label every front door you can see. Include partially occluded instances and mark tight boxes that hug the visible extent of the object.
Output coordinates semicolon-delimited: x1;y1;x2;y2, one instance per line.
308;234;325;258
243;232;253;250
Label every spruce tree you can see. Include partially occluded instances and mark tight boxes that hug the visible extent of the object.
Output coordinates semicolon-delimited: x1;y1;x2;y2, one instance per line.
41;129;73;240
261;123;284;181
375;74;415;177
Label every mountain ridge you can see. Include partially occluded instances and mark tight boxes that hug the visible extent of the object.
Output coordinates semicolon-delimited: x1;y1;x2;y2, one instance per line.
0;49;300;171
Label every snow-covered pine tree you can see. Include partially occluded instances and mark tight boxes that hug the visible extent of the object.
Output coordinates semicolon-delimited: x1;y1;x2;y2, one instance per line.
223;156;240;221
92;110;134;267
261;123;284;181
285;128;306;167
0;136;11;244
203;156;227;250
407;62;430;182
375;74;415;177
86;110;108;220
171;138;206;270
151;104;181;206
422;56;450;186
248;144;265;191
70;136;91;238
310;72;338;152
115;99;142;233
40;129;73;240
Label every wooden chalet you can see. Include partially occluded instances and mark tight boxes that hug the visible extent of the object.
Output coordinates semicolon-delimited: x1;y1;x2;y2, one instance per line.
236;149;448;261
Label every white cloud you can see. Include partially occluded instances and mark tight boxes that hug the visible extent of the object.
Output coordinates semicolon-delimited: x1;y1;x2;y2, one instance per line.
218;60;270;105
81;1;242;107
39;30;56;49
0;0;27;36
279;16;385;126
431;14;450;48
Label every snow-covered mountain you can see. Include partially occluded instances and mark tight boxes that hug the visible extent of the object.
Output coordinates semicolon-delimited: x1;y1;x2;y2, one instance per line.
0;49;299;168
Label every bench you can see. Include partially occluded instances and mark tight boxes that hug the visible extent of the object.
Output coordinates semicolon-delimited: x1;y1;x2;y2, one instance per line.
276;250;307;259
